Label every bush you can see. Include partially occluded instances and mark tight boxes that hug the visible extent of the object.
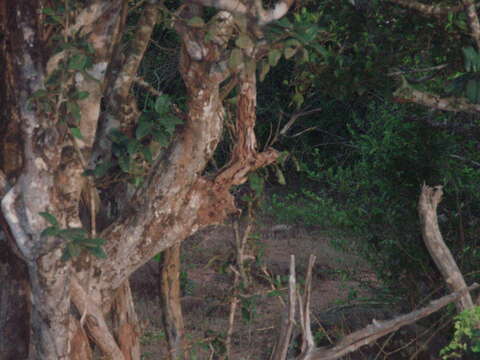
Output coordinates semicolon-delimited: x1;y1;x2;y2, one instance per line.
267;102;480;299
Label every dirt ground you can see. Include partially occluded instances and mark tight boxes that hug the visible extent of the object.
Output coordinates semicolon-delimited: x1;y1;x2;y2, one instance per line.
130;219;387;360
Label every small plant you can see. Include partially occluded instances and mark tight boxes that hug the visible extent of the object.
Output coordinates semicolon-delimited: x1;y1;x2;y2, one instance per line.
440;306;480;359
39;212;106;260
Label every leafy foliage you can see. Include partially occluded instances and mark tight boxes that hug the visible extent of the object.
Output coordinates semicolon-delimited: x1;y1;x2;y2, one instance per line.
268;102;480;298
39;212;107;261
441;306;480;359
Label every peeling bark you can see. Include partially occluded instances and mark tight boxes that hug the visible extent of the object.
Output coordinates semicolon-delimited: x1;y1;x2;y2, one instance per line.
112;281;141;360
1;1;294;358
69;316;93;360
160;244;188;360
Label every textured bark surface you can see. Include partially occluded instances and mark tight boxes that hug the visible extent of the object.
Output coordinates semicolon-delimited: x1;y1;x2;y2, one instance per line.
112;281;141;360
161;244;188;360
0;231;30;359
1;1;291;358
418;185;474;311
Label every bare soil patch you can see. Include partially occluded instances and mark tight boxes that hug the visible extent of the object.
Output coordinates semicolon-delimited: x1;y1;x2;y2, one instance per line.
131;219;384;359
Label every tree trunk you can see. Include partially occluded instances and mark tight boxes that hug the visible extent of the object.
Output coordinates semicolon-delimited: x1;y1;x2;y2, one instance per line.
0;231;30;359
0;1;286;358
112;280;141;360
160;244;188;360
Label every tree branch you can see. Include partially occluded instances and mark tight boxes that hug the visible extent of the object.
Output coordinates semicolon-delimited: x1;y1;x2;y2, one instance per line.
71;278;125;360
306;283;479;360
393;84;480;113
386;0;464;17
418;185;474;311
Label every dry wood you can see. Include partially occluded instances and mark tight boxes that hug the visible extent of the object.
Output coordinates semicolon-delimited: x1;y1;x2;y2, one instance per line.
298;255;316;359
303;283;479;360
271;255;296;360
418;185;474;311
393;85;480;113
386;0;464;17
225;265;240;359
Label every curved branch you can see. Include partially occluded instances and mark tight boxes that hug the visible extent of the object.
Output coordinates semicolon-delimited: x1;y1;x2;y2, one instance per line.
306;283;479;360
393;85;480;113
386;0;464;17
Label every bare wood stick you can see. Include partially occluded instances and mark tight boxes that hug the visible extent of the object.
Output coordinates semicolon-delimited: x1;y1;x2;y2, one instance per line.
393;85;480;113
298;255;316;358
225;265;240;359
386;0;464;17
418;185;474;311
304;283;479;360
134;76;162;97
271;255;296;360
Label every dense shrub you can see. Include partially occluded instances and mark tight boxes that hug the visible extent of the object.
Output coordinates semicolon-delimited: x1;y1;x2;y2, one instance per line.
267;102;480;300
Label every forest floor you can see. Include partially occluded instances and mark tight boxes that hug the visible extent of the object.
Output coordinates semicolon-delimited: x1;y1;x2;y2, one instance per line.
130;216;413;360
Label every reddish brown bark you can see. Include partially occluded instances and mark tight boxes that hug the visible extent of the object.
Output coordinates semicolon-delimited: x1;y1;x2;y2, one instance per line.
1;1;291;358
112;281;141;360
160;244;188;360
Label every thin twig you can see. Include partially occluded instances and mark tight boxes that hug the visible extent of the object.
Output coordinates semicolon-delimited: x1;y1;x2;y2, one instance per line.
271;255;296;360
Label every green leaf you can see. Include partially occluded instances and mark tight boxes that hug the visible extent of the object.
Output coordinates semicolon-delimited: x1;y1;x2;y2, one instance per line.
248;172;264;196
275;18;293;29
127;139;140;155
73;91;89;100
67;242;81;258
61;248;72;261
162;115;183;135
89;246;107;259
118;155;130;172
66;101;81;122
259;60;270;82
275;166;286;185
142;146;153;163
292;92;304;108
136;120;153;139
68;54;87;71
284;46;297;60
41;226;60;237
283;39;301;59
154;95;171;115
39;212;59;226
228;48;244;71
79;237;106;248
70;127;83;140
59;228;88;242
268;49;282;67
31;89;48;98
187;16;205;28
92;162;112;177
43;7;63;25
466;79;480;103
236;34;254;49
109;128;129;144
